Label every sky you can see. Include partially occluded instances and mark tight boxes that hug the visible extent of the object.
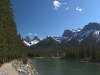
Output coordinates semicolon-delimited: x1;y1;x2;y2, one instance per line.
10;0;100;39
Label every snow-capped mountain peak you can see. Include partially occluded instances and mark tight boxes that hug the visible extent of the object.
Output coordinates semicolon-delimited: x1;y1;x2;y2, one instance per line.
71;28;82;32
23;36;42;46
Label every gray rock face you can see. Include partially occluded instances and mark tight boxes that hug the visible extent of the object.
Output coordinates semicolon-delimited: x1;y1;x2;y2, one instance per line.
62;23;100;39
61;22;100;46
22;36;31;43
76;23;100;40
34;36;60;47
32;36;41;41
80;32;99;46
82;22;100;31
62;30;74;37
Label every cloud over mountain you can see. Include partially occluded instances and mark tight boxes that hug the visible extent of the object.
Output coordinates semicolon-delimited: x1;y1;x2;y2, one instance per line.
28;33;32;35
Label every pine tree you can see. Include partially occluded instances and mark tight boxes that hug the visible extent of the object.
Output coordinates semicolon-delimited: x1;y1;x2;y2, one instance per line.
86;47;90;59
91;45;96;60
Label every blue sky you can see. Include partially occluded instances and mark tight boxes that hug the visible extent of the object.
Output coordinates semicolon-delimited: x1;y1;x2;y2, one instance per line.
10;0;100;39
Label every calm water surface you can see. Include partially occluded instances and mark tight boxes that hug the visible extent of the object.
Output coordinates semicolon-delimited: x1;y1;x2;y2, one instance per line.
30;58;100;75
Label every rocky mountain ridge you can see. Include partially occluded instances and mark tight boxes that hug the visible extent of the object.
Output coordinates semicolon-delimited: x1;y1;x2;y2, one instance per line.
23;36;42;46
23;22;100;47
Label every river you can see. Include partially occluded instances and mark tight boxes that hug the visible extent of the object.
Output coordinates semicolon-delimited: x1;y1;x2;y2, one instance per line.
30;58;100;75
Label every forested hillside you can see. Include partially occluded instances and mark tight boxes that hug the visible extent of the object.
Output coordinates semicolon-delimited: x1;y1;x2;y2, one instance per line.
0;0;27;63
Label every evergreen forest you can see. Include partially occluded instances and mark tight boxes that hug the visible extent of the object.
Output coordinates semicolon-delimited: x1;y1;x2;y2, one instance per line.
0;0;27;64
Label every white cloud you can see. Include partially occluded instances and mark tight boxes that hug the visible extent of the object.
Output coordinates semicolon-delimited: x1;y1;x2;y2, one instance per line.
63;3;67;4
28;33;32;35
76;7;82;12
76;7;79;10
65;7;69;10
53;0;61;10
78;9;82;12
34;34;37;36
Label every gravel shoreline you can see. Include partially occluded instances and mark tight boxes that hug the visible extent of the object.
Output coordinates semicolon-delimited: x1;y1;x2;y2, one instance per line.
13;59;38;75
0;59;38;75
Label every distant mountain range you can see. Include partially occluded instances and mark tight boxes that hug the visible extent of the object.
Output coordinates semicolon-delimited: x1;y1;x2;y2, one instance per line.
23;22;100;47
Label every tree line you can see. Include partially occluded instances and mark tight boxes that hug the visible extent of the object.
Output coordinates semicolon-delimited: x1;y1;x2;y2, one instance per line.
66;45;100;61
26;44;100;62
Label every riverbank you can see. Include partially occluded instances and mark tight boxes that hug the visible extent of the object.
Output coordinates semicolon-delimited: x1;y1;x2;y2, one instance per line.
0;59;38;75
61;58;100;65
33;57;61;58
13;58;38;75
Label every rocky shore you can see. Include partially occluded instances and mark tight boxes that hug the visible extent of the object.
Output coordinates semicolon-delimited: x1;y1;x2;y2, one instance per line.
13;59;38;75
0;59;38;75
0;71;8;75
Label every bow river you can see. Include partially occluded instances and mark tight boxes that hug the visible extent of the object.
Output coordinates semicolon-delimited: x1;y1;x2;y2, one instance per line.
30;58;100;75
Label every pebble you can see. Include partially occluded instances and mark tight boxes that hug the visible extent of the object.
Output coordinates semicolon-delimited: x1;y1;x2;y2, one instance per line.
13;60;38;75
0;71;8;75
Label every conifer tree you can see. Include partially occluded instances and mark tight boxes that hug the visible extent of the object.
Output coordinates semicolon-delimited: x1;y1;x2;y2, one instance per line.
91;45;96;60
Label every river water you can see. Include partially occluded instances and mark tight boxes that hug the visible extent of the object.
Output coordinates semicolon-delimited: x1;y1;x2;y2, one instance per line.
30;58;100;75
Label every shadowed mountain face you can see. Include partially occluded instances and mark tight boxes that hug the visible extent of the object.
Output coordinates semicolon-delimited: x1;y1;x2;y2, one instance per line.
66;38;80;47
60;37;80;47
22;36;31;43
80;32;99;46
96;39;100;47
34;36;60;47
62;30;74;37
32;36;41;41
82;23;100;31
62;28;82;38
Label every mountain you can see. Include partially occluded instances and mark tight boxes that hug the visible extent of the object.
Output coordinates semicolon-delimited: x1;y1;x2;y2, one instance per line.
96;39;100;47
80;31;100;46
62;30;74;37
22;36;31;43
82;22;100;31
76;23;100;39
33;36;60;47
65;38;80;47
23;36;31;46
32;36;42;41
23;36;42;46
77;23;100;45
62;28;82;37
61;22;100;47
24;22;100;47
60;37;80;47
